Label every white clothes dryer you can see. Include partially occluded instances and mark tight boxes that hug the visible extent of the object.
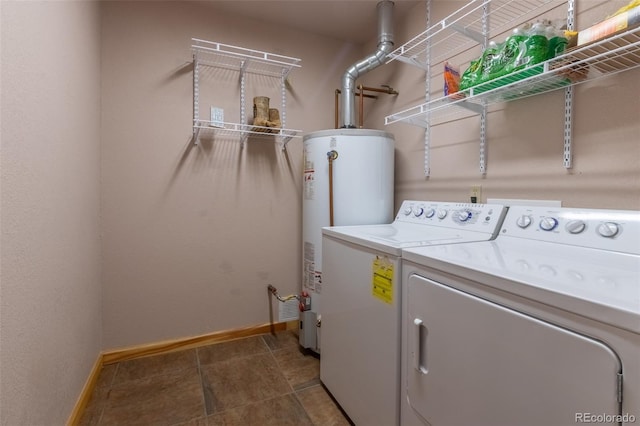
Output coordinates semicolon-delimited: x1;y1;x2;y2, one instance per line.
320;201;508;426
401;205;640;426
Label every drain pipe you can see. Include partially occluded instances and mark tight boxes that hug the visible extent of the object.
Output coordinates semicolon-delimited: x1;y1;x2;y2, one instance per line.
341;0;394;128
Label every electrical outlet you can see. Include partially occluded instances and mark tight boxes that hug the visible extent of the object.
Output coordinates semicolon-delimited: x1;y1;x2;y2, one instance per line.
210;107;224;128
470;185;482;204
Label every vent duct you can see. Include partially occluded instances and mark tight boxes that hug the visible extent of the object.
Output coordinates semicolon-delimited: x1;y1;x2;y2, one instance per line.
341;0;394;128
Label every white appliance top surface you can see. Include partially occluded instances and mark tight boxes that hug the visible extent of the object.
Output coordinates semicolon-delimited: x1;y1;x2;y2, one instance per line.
403;205;640;333
322;201;507;256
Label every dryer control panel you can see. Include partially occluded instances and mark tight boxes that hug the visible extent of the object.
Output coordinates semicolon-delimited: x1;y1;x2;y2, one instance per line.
500;205;640;255
396;201;507;235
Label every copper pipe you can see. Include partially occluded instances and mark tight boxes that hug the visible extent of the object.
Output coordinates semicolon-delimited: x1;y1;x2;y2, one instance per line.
359;86;364;128
335;89;340;129
359;84;399;94
355;84;398;128
327;150;339;226
329;159;334;226
334;89;377;129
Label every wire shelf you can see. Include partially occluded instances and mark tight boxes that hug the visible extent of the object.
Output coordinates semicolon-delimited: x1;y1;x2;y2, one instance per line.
192;39;301;78
193;121;302;150
385;27;640;126
191;39;302;147
387;0;563;70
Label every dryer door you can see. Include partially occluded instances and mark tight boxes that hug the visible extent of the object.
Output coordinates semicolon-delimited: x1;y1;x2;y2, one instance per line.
406;274;621;426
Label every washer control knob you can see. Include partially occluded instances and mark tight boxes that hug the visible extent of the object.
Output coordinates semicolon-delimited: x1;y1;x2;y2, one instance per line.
457;210;472;222
516;215;532;229
597;222;620;238
413;207;424;217
425;208;436;218
565;220;586;234
403;206;412;216
539;217;559;231
437;209;448;219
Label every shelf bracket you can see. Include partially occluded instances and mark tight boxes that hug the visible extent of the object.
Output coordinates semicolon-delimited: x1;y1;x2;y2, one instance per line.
392;55;428;70
478;0;489;175
449;23;485;45
480;108;487;175
409;117;430;128
192;126;201;145
240;61;247;149
193;53;200;145
424;0;432;177
563;0;576;169
456;100;485;115
281;73;288;143
563;86;573;168
281;134;293;151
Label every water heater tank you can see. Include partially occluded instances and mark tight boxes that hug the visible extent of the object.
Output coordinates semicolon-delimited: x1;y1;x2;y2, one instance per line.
301;129;394;347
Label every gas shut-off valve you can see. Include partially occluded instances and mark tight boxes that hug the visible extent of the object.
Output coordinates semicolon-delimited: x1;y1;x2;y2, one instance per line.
267;284;317;351
267;284;310;312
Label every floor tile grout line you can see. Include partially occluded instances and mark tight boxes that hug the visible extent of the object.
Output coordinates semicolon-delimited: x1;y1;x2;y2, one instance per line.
264;331;320;424
109;362;119;388
205;391;303;420
197;335;272;368
291;384;321;425
259;333;272;353
266;346;304;421
195;347;211;420
265;340;299;396
94;362;119;426
107;349;201;389
292;378;323;393
197;342;289;419
198;351;271;367
215;331;310;420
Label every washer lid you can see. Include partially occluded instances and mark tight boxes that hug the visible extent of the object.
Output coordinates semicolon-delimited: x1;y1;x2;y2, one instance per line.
321;221;495;256
403;239;640;334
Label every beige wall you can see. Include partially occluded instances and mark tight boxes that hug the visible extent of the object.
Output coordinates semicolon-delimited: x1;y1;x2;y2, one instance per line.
366;0;640;210
0;1;102;425
100;1;365;349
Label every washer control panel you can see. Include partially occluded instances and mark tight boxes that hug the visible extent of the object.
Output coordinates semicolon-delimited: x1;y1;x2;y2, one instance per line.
502;205;640;254
396;201;508;234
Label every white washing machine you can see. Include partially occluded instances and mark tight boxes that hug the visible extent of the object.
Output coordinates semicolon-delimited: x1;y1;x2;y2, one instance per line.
320;200;508;426
401;205;640;426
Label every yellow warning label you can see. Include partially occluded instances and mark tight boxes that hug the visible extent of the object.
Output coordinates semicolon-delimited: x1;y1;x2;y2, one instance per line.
372;256;393;304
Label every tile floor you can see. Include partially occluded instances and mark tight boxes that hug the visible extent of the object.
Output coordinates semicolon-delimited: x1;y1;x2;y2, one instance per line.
79;330;352;426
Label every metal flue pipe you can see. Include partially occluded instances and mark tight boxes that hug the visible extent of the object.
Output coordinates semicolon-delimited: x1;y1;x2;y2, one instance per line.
340;0;394;128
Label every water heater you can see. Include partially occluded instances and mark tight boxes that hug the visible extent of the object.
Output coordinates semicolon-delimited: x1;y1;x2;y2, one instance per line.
301;128;395;351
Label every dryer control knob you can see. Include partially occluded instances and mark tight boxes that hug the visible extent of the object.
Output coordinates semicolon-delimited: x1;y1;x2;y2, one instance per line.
539;217;559;231
565;220;586;234
516;215;532;229
403;206;413;216
413;207;424;217
597;222;620;238
425;208;436;218
437;209;448;219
